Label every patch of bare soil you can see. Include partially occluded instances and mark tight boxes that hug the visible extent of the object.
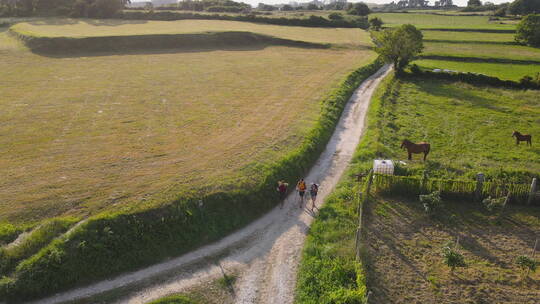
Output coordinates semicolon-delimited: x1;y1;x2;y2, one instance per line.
363;196;540;304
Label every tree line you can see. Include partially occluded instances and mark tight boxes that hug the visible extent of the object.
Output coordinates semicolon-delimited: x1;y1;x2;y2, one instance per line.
0;0;128;17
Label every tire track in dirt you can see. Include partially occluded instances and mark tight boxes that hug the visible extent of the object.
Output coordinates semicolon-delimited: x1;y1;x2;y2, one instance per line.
27;64;391;304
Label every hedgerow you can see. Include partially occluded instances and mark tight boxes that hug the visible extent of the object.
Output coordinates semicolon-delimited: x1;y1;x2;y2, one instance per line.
0;59;384;302
117;10;369;29
0;217;78;277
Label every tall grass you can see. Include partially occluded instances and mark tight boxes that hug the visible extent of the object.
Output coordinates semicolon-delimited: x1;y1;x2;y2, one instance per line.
0;59;384;302
0;224;20;246
0;217;78;277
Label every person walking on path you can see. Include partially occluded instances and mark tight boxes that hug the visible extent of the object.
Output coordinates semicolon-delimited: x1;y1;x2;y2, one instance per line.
296;178;307;209
309;183;319;212
277;181;289;209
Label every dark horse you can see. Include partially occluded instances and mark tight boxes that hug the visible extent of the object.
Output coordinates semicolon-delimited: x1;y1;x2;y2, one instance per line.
512;130;532;146
401;139;431;161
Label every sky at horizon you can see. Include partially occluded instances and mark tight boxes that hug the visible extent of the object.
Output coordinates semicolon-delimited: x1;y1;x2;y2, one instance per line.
133;0;511;8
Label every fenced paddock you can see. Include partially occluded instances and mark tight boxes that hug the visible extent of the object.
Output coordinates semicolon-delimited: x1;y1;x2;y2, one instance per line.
372;174;537;205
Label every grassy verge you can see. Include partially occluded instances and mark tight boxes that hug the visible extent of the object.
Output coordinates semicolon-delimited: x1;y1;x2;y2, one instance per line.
0;58;384;302
0;224;21;246
148;294;200;304
0;217;78;277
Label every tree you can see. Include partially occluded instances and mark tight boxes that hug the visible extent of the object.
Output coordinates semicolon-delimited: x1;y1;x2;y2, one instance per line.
515;14;540;47
281;4;293;11
467;0;482;7
508;0;540;15
307;3;319;10
369;17;383;30
347;2;370;16
371;24;424;72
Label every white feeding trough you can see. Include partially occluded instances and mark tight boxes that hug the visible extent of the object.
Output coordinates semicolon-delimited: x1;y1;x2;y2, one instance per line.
373;159;394;175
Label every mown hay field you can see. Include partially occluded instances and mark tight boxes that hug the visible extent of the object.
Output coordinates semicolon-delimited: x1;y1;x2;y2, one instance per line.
0;21;375;225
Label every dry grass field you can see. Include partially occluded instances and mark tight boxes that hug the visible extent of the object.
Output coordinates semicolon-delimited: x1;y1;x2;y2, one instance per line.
364;197;540;304
0;22;375;225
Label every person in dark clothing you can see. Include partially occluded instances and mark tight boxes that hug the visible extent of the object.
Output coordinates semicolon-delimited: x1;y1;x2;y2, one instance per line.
310;183;319;212
277;180;288;209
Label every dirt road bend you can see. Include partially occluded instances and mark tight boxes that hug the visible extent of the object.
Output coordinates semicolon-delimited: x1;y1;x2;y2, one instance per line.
29;64;391;304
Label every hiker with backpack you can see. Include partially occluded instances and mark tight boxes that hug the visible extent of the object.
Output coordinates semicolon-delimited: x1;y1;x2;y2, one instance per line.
296;178;307;209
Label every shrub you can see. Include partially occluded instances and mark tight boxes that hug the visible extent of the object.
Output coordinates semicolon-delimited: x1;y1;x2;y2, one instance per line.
0;224;20;246
368;16;383;31
516;255;538;277
442;243;466;272
482;196;506;212
515;14;540;47
410;63;421;74
328;12;344;20
419;191;442;214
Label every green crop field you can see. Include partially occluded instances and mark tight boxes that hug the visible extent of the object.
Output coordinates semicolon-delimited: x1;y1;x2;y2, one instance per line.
0;20;375;225
414;59;538;81
372;13;518;30
11;19;369;46
373;12;540;80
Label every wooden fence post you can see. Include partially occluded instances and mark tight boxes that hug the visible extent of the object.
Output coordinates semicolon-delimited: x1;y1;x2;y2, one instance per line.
475;173;485;202
527;178;537;206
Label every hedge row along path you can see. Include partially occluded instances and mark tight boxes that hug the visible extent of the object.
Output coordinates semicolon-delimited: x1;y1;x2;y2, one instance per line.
30;65;392;304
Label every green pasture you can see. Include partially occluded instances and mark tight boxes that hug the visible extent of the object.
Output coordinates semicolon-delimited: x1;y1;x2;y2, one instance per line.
423;41;540;62
364;75;539;181
414;59;539;81
373;13;517;30
422;30;515;43
12;19;370;47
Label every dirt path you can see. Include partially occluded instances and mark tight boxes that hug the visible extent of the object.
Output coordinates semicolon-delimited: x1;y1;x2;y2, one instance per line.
29;65;391;304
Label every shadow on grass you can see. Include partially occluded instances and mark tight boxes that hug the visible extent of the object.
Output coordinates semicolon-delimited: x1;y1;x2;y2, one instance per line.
410;78;511;113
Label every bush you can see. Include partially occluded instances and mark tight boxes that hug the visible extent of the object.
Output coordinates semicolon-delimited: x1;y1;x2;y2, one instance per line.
0;224;20;246
328;12;344;20
482;196;506;212
419;191;442;214
516;255;538;276
368;16;383;31
442;242;466;272
515;14;540;47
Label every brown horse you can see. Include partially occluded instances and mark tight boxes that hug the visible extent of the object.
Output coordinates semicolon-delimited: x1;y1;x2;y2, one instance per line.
401;139;431;161
512;131;532;146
